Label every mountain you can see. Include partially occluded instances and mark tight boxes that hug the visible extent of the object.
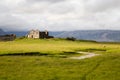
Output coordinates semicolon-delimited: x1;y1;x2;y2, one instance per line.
6;31;28;37
5;30;120;42
51;30;120;42
0;29;5;35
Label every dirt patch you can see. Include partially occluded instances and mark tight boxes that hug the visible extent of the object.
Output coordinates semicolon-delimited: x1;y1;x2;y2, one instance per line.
69;52;100;60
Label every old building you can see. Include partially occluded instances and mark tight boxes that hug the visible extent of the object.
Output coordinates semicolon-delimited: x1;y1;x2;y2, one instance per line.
27;30;53;39
0;34;16;41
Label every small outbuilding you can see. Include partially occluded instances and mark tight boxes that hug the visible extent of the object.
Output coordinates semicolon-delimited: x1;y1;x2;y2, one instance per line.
0;34;16;41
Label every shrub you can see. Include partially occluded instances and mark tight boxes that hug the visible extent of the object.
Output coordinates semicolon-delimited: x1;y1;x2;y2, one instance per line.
66;37;76;41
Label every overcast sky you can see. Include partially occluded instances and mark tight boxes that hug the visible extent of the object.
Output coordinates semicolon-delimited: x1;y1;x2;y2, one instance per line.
0;0;120;31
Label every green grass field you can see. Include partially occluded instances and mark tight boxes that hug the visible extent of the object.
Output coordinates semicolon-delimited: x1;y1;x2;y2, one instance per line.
0;38;120;80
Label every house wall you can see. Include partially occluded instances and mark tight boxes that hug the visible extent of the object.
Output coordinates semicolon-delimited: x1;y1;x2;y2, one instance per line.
28;30;40;38
40;31;49;38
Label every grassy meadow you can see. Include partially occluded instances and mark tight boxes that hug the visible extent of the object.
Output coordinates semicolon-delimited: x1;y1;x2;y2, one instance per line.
0;38;120;80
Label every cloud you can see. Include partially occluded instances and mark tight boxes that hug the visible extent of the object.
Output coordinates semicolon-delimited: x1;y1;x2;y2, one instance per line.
0;14;30;31
0;0;120;31
28;0;66;3
85;0;120;12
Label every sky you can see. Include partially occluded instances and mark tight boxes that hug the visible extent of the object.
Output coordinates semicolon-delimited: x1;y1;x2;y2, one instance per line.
0;0;120;31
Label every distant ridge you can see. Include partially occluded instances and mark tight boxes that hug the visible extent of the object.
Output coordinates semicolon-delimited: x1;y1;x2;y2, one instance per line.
0;29;5;35
50;30;120;42
6;31;28;37
5;30;120;42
